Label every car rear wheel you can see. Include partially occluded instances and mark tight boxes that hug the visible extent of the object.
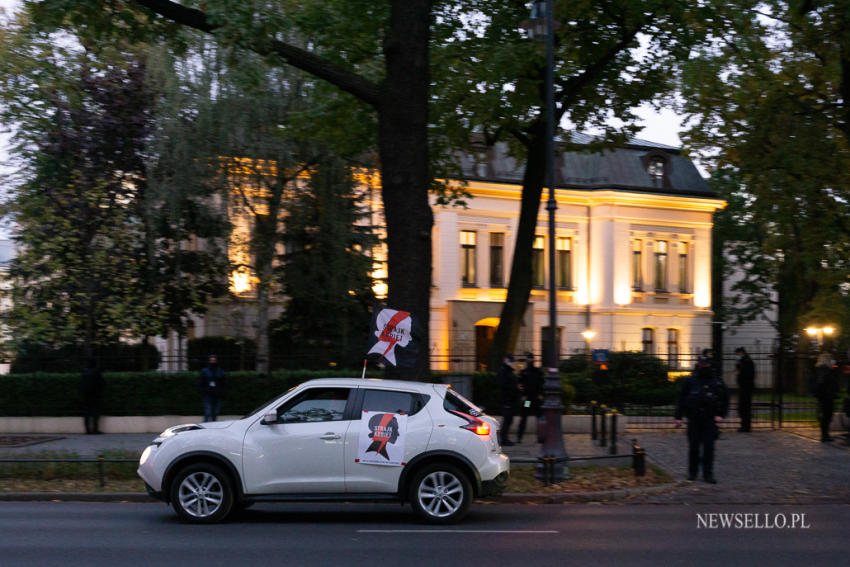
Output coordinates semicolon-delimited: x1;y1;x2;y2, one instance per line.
409;463;472;524
170;463;234;524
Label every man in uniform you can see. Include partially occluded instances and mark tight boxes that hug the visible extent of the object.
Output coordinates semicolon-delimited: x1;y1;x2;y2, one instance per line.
496;354;519;446
675;355;729;483
734;347;756;432
517;351;544;442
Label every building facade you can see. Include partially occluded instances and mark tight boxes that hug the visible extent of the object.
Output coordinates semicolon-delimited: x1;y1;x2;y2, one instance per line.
430;138;725;372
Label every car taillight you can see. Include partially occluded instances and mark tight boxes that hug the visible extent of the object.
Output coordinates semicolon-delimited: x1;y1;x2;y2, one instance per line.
451;410;491;436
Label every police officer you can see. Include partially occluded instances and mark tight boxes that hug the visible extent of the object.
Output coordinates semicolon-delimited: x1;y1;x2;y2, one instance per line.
496;354;519;446
734;347;756;432
675;355;729;483
813;353;839;442
517;352;544;442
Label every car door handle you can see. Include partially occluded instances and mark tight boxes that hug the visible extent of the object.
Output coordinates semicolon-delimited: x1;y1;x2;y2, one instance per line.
320;433;341;440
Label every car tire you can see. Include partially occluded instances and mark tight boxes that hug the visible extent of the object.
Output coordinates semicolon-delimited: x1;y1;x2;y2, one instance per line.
409;463;472;524
170;462;234;524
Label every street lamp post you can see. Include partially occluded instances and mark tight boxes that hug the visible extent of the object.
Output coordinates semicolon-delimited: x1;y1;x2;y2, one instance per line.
522;0;568;483
805;325;835;351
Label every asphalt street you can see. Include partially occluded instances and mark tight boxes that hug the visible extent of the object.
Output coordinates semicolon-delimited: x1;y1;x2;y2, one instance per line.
1;501;847;567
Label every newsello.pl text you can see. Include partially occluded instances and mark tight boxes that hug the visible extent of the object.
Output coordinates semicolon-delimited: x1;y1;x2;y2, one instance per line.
696;513;811;530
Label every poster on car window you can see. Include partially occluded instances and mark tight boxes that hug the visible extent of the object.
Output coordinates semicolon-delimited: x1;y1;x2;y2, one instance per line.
357;410;407;466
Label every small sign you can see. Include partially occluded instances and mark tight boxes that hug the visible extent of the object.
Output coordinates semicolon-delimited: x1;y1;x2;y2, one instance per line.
591;349;610;364
357;410;407;466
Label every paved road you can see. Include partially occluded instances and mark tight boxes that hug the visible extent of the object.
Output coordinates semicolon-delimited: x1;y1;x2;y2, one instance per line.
1;501;847;566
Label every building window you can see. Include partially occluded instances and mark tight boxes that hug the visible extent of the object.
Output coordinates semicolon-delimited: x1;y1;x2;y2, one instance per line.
667;328;679;369
460;230;476;286
654;240;668;291
678;242;689;293
642;328;654;355
556;237;572;289
489;232;504;288
647;157;665;181
632;239;643;290
532;235;545;288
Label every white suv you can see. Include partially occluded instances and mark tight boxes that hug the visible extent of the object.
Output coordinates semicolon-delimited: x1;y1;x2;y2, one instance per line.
138;378;509;524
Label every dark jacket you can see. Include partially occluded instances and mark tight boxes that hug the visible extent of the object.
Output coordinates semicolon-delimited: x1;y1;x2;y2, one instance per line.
519;364;544;400
80;366;104;401
496;363;519;407
675;366;729;421
813;364;839;399
199;365;227;397
736;355;755;391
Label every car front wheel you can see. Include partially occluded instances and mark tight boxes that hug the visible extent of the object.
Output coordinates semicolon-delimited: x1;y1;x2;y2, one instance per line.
409;463;472;524
170;463;234;524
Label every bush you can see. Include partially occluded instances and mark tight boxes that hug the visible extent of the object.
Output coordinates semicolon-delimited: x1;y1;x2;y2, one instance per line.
187;336;257;371
0;368;382;417
559;351;679;407
10;342;160;373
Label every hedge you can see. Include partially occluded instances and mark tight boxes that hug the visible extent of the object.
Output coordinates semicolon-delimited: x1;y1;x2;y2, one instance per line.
0;369;383;417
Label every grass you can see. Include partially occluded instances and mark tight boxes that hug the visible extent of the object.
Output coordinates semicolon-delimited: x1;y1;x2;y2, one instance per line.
504;463;672;494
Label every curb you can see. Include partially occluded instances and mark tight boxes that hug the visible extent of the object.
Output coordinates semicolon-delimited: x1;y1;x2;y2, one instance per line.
0;483;684;504
0;492;155;502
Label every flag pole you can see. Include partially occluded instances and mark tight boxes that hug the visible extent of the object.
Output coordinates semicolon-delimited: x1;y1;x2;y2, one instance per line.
361;358;367;379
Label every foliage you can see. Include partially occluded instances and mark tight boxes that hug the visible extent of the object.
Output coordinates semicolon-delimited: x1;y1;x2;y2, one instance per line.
0;368;385;417
680;2;850;349
186;336;257;372
273;155;376;370
10;343;161;373
559;352;677;407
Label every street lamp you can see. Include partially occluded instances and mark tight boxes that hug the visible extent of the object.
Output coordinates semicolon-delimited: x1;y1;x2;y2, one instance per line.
805;325;835;351
581;328;596;355
521;0;568;483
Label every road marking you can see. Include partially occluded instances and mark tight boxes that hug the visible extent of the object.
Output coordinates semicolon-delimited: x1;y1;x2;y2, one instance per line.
357;529;558;534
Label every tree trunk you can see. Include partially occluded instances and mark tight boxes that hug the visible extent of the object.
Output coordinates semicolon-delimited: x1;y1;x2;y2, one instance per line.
490;125;547;369
379;0;433;380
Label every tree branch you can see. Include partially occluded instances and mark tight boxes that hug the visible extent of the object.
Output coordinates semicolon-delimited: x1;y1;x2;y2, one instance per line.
131;0;382;107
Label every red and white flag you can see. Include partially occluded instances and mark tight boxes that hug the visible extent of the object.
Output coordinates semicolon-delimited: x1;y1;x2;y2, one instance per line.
366;303;421;368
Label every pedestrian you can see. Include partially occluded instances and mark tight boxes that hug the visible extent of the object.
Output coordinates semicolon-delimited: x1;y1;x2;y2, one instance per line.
675;355;729;483
496;354;519;446
80;357;104;434
813;353;839;442
734;347;756;432
517;351;544;442
199;354;227;422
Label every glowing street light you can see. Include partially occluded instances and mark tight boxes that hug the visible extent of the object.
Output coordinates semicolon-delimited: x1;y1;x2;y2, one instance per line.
805;325;835;350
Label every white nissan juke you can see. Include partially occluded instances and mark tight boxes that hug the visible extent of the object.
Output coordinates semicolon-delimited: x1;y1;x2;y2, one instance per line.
138;378;510;524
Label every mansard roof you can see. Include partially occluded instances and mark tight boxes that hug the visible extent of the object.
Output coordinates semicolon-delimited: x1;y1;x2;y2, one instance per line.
458;135;713;198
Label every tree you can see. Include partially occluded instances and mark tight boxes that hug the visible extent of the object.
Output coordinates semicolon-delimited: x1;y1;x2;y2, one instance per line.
26;0;434;379
274;155;377;369
0;36;155;357
679;1;850;355
432;0;725;367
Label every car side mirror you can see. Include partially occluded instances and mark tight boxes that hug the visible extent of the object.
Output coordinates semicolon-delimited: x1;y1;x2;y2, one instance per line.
261;412;278;425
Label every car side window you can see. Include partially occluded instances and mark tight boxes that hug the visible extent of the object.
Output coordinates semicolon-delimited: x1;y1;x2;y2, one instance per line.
277;388;351;423
362;389;428;416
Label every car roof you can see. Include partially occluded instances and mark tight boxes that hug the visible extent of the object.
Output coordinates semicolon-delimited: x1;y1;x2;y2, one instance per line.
298;377;448;393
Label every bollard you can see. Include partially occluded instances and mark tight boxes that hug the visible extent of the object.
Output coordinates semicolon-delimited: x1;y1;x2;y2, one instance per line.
590;401;598;441
98;455;105;487
599;404;607;447
609;410;618;455
632;439;646;477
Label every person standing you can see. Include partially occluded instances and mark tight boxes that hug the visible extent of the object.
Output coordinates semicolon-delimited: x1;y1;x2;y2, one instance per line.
813;353;839;442
80;358;104;434
496;354;519;446
517;352;544;442
675;355;729;483
734;347;756;432
199;354;227;422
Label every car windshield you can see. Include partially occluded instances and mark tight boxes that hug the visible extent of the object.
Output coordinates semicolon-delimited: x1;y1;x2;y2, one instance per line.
241;387;296;419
